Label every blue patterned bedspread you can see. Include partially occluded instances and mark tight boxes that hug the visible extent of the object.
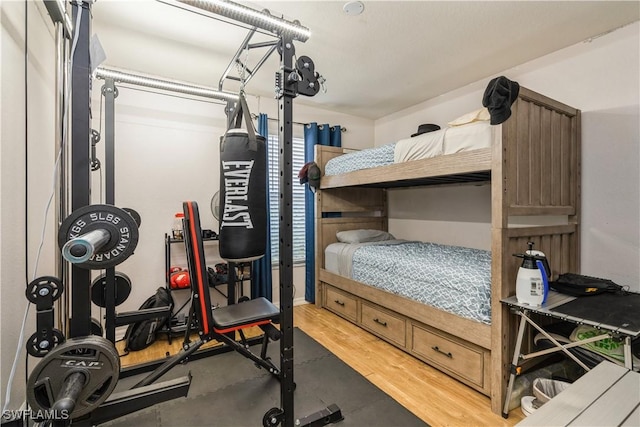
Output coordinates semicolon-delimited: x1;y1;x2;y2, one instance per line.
351;241;492;324
324;143;396;176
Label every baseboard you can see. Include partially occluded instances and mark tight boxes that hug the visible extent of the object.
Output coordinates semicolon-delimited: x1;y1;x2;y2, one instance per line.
115;325;127;342
273;297;309;307
294;297;309;306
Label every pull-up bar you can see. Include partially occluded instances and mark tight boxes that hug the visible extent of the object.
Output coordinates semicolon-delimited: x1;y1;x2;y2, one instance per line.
171;0;310;42
217;28;279;92
95;67;239;102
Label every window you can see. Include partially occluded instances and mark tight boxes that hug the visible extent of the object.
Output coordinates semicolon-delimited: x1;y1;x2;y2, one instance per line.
266;134;307;264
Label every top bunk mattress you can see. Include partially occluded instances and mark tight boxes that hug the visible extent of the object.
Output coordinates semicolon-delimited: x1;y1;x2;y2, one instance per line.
324;121;492;176
325;240;492;324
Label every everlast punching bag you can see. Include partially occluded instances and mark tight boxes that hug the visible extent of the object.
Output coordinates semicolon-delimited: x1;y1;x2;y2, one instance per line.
218;94;267;262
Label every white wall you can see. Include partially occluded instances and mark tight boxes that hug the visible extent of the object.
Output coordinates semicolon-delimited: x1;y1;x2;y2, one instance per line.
89;86;230;324
89;85;373;326
256;96;375;149
375;23;640;290
1;1;56;411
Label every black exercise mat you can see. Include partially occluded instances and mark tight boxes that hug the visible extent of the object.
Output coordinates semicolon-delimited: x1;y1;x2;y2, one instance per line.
556;292;640;332
105;328;428;427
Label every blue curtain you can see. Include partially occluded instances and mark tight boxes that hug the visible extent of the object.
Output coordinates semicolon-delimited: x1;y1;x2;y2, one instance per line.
251;113;272;301
304;123;342;303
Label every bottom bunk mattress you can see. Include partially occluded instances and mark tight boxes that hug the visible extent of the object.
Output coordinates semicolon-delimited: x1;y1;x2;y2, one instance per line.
325;240;492;324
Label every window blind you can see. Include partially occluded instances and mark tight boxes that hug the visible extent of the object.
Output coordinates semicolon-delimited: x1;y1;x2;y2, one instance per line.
267;135;306;264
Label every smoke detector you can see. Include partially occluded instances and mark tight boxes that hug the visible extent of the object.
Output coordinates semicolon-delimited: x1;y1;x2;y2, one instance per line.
343;1;364;16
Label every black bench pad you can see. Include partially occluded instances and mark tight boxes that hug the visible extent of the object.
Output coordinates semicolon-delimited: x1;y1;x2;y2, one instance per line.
212;297;279;330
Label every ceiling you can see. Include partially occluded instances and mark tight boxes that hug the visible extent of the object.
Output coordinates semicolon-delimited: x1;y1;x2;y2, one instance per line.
91;1;639;119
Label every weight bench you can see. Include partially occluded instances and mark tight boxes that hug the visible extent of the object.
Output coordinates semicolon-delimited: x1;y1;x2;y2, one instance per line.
181;200;282;379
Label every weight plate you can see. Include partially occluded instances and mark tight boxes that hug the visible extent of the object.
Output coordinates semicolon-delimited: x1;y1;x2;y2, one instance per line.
91;271;132;308
91;318;104;337
26;329;65;358
123;207;142;228
26;335;120;419
26;276;63;304
58;205;139;270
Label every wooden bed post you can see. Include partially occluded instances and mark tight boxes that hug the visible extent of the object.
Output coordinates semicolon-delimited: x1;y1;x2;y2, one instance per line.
314;152;323;306
571;110;582;274
491;88;582;415
491;120;509;415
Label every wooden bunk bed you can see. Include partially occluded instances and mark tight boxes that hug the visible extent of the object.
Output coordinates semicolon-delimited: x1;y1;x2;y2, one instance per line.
314;87;581;415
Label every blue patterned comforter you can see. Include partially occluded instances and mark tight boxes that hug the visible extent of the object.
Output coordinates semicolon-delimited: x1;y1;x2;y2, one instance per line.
324;143;396;176
351;241;492;324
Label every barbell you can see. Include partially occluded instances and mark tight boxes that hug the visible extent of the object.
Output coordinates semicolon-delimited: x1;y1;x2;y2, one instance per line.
58;205;140;270
26;335;120;420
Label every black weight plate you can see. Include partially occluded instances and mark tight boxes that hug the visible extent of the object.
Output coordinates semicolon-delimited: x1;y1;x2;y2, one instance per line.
26;336;120;419
123;207;142;227
58;204;139;270
91;271;132;308
26;276;64;304
91;318;104;337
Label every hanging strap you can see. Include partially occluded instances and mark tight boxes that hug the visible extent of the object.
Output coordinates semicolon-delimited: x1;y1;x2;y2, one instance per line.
224;93;259;152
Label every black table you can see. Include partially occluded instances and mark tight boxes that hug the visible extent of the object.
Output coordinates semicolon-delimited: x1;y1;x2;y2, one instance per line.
501;290;640;417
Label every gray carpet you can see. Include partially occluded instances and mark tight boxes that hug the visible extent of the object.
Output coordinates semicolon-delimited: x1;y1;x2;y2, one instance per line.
105;328;428;426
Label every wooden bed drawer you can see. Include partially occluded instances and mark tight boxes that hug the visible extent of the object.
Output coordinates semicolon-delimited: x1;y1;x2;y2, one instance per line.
324;285;357;322
360;302;406;347
411;324;483;387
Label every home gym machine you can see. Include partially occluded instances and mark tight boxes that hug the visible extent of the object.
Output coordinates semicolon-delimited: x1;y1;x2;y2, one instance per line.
9;2;190;426
7;1;343;426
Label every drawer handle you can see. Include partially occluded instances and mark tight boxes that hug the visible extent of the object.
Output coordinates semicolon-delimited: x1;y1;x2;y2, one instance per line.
334;300;345;306
373;318;387;327
431;346;453;358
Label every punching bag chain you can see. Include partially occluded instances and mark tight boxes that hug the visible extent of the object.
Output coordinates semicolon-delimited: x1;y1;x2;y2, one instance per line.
235;45;250;94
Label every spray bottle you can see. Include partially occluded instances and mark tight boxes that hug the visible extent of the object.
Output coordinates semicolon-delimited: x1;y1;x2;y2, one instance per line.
513;242;551;306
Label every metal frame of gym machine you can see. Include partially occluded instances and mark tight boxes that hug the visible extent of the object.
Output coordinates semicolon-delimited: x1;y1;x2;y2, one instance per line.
92;75;283;377
36;1;342;426
90;69;249;377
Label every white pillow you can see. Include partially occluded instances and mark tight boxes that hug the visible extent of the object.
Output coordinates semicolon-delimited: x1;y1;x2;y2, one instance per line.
448;108;490;127
336;229;395;244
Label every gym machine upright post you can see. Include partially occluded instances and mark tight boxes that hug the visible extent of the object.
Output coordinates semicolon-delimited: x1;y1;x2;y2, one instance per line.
201;2;342;422
91;76;175;347
6;3;192;426
260;32;343;427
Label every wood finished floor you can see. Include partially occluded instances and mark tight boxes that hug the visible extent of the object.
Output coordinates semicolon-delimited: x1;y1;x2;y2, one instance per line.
119;303;524;426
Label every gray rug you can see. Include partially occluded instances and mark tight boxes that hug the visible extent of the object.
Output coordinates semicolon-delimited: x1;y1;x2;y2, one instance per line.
105;328;427;426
